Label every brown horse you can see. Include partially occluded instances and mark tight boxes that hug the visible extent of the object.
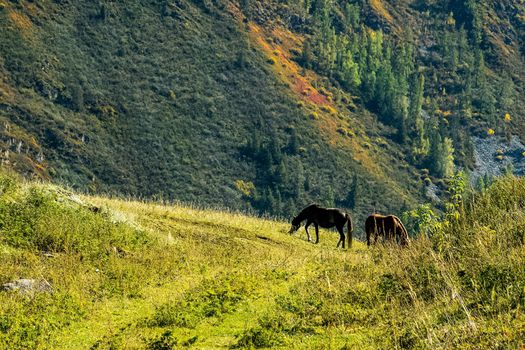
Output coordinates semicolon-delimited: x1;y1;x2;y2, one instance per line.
289;204;353;248
365;214;409;246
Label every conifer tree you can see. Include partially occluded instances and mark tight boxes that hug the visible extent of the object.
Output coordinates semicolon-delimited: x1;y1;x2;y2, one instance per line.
287;128;299;154
344;3;360;30
428;131;443;177
326;185;335;207
239;0;250;18
346;174;359;209
410;73;427;154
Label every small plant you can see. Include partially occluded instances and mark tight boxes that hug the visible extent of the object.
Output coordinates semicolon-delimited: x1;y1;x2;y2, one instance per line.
231;326;282;348
309;112;319;120
235;179;255;197
148;330;178;350
267;57;276;65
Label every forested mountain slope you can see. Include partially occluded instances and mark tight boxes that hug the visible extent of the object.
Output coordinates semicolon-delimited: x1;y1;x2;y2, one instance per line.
0;0;524;222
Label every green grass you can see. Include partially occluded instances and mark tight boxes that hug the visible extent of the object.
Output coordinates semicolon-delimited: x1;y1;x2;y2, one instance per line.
1;172;525;349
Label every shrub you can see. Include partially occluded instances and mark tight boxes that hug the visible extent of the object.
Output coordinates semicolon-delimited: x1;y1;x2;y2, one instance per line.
0;172;150;261
231;326;282;348
147;331;178;350
150;273;253;328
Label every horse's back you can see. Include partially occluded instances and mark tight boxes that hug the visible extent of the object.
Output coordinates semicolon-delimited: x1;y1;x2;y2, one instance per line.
366;214;395;232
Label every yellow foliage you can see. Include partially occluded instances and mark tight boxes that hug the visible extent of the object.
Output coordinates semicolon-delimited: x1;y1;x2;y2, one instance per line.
446;12;456;26
369;0;394;24
504;113;511;122
235;180;255;197
487;128;495;136
8;10;32;34
98;105;118;117
320;105;337;115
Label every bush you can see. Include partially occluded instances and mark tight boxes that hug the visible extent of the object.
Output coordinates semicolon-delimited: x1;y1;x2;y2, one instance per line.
0;175;150;259
147;331;178;350
231;326;282;349
149;273;253;328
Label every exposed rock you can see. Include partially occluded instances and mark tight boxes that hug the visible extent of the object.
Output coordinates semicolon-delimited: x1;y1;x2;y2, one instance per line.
471;136;525;183
425;182;441;202
1;279;53;294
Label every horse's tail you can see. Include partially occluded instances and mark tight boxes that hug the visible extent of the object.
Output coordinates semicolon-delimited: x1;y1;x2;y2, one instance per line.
347;214;353;248
396;216;409;246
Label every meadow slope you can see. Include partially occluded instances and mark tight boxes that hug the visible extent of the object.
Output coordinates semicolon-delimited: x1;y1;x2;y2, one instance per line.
1;172;525;349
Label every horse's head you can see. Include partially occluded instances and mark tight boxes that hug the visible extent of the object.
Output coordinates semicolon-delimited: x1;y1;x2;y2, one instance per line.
289;217;301;233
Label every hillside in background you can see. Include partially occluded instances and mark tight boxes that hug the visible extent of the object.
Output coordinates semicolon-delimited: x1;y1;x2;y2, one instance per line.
1;171;525;349
0;0;524;223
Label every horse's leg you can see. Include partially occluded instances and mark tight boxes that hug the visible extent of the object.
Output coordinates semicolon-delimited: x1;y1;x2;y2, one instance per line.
305;220;312;242
336;225;345;249
314;223;319;244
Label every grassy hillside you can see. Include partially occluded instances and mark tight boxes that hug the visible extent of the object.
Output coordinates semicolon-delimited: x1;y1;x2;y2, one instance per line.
1;172;525;349
0;0;427;222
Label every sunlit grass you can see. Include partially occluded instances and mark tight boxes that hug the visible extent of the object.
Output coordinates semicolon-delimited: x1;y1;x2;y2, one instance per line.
1;172;525;348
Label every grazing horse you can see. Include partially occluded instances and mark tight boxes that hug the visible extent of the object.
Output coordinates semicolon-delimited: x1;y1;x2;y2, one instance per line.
289;204;353;248
365;214;409;246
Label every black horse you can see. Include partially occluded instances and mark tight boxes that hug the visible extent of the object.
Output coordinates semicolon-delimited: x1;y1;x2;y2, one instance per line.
289;204;353;248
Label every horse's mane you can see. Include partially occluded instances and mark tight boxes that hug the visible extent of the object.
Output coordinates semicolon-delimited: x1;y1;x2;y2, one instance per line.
293;203;320;222
299;203;319;214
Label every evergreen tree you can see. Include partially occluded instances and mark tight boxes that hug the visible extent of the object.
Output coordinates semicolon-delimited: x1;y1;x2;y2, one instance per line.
344;3;360;30
442;137;455;178
274;160;289;190
284;197;297;220
292;161;305;201
473;50;496;122
326;185;335;207
70;84;84;112
409;73;427;154
260;147;273;178
274;189;283;215
268;132;282;164
476;175;485;192
428;130;446;177
262;189;275;213
239;0;251;18
496;73;515;113
341;49;360;90
287;128;299;154
465;0;482;45
346;174;359;209
301;40;315;69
